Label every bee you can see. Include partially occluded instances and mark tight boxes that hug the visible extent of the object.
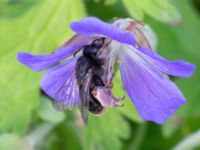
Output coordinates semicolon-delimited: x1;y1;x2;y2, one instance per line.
40;37;117;124
75;38;107;123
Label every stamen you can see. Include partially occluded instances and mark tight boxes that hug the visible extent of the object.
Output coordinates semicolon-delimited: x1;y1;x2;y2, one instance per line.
127;20;152;49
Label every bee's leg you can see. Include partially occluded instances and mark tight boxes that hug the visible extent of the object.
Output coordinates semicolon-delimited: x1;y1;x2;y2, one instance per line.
97;79;105;86
73;47;84;57
92;77;105;87
105;82;113;89
110;72;115;80
90;54;105;65
92;66;105;87
97;58;106;65
90;54;97;61
98;58;105;65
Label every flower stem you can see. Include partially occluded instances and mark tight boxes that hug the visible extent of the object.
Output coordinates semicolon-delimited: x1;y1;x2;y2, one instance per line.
26;123;56;148
172;129;200;150
128;123;147;150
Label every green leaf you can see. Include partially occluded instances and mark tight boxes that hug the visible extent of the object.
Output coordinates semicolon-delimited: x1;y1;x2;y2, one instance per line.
142;0;182;23
0;0;86;133
104;0;117;5
0;133;32;150
83;109;130;150
51;121;83;150
122;0;144;20
122;0;181;23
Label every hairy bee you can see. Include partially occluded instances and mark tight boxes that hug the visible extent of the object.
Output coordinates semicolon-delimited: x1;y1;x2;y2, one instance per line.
75;38;107;123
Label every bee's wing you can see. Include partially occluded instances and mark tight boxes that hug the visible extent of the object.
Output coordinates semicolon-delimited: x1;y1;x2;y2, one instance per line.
78;69;93;124
58;34;89;48
40;57;80;110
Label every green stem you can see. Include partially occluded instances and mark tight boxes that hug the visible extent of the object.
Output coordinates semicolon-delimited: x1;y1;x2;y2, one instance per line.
129;123;148;150
26;123;56;148
172;129;200;150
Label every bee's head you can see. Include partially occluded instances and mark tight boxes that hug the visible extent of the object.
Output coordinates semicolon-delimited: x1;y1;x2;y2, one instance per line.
91;38;105;49
83;38;105;59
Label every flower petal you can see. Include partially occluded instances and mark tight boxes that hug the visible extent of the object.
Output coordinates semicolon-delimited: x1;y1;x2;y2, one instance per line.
70;17;136;45
119;47;186;124
138;46;195;78
17;36;90;71
40;57;80;110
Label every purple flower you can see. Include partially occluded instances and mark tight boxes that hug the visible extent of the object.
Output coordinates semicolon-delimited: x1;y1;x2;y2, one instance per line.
17;17;195;124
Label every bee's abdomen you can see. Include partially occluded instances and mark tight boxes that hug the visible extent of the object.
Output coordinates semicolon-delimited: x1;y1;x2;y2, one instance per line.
89;97;104;114
75;56;104;115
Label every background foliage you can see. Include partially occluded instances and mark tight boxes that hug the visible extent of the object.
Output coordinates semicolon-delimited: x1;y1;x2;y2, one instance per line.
0;0;200;149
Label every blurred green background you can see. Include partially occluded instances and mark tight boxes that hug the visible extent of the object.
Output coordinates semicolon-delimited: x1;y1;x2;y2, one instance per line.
0;0;200;149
